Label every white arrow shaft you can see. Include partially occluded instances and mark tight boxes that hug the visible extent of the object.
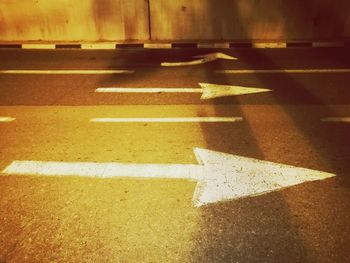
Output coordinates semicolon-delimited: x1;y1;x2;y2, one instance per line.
161;57;215;67
96;87;202;93
2;161;204;181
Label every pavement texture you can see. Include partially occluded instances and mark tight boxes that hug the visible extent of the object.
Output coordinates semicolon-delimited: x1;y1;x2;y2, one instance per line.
0;48;350;262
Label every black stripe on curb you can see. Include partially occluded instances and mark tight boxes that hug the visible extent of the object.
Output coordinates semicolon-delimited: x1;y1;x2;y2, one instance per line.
0;44;22;48
115;44;144;48
55;44;82;49
172;43;197;48
286;42;313;47
229;43;253;48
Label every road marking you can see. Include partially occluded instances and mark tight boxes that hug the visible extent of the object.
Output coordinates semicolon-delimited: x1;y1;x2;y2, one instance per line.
96;83;271;100
0;70;134;75
252;42;287;48
161;52;238;67
81;43;116;50
321;117;350;123
90;117;243;123
22;44;56;49
1;148;335;207
217;69;350;74
198;83;271;99
0;117;15;122
144;43;172;49
96;87;202;94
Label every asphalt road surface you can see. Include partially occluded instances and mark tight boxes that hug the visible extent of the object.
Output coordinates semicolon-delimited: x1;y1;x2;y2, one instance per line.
0;47;350;262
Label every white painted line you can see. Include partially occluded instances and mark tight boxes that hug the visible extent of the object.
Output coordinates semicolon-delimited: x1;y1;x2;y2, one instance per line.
217;69;350;74
321;117;350;123
144;43;172;49
1;148;335;207
0;117;15;122
161;52;238;67
312;42;345;48
95;87;202;93
252;42;287;48
90;117;243;123
0;70;134;75
22;44;56;49
81;43;116;50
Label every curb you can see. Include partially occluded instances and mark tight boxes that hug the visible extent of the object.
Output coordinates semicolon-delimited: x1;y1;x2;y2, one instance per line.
0;42;348;50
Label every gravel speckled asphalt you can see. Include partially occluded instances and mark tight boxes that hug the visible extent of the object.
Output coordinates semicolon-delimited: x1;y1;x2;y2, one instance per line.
0;48;350;262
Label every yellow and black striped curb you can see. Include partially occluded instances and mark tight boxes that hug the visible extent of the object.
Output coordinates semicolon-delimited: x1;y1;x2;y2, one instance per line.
0;42;348;50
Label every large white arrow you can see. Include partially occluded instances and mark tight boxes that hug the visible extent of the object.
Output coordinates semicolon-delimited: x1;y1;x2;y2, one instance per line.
2;148;335;207
161;53;238;67
96;83;271;99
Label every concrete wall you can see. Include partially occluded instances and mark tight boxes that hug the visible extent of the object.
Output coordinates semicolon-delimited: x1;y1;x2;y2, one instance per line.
0;0;149;42
149;0;350;41
0;0;350;42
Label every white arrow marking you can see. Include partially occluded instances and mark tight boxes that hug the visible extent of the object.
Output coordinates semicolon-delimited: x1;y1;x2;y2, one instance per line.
95;83;271;100
161;52;238;67
0;70;134;75
321;117;350;123
198;83;271;99
90;117;242;123
217;69;350;74
1;148;335;207
0;117;15;122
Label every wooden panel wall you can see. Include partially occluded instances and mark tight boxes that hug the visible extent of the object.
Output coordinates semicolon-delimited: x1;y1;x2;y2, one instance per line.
0;0;150;42
0;0;349;42
149;0;350;41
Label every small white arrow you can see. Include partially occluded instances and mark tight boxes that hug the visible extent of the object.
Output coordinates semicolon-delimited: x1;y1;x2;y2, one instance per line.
1;148;335;207
95;83;270;99
161;52;238;67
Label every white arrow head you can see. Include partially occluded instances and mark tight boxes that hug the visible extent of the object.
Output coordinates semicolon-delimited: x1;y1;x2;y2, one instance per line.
199;83;271;99
192;148;335;207
193;52;238;60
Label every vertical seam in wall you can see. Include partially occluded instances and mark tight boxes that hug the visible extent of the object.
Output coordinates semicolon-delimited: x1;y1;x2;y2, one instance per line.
147;0;152;40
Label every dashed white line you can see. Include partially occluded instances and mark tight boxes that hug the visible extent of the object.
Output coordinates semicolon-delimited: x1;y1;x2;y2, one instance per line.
321;117;350;123
0;70;134;75
0;117;15;122
216;69;350;74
